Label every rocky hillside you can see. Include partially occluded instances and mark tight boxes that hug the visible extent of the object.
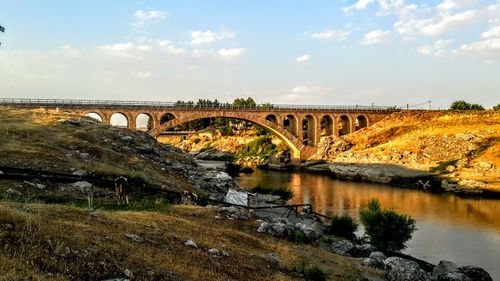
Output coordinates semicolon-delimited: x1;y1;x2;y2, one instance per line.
315;111;500;193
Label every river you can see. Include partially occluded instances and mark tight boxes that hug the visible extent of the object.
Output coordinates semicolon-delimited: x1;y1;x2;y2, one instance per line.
236;169;500;280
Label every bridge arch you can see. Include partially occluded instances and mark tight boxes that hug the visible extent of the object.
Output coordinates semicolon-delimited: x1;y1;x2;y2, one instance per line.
110;112;129;128
283;114;299;137
302;114;318;146
320;115;334;137
338;115;351;136
160;112;177;124
265;114;278;124
136;113;154;131
355;115;369;131
148;112;304;160
85;112;103;122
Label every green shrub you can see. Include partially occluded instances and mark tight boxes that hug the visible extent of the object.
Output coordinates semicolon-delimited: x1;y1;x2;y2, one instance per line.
236;136;276;159
429;159;458;173
359;199;416;253
249;185;293;200
225;162;242;176
294;263;328;281
493;104;500;111
327;214;358;240
450;100;484;111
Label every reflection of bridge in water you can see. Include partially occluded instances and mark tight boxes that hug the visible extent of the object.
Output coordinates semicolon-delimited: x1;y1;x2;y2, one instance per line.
1;98;398;161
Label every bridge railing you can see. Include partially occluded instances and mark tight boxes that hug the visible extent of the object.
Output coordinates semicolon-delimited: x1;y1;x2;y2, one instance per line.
0;98;400;112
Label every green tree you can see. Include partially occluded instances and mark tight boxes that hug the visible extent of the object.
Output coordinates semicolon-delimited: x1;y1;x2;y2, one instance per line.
493;104;500;111
450;100;472;110
326;214;358;240
470;104;485;110
359;199;416;253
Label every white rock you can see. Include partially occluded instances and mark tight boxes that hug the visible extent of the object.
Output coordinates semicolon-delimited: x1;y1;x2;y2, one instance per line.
184;240;198;248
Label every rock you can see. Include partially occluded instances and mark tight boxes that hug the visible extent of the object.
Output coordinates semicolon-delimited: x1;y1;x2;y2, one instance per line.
79;152;90;159
124;234;143;243
310;221;324;236
433;260;459;280
6;188;22;196
445;165;456;173
384;257;430;281
330;240;355;256
72;181;93;191
123;269;134;279
207;248;220;256
248;193;283;205
61;119;80;126
257;219;294;238
352;244;377;258
0;171;3;174
294;223;316;240
438;272;471;281
476;161;493;171
363;251;387;268
457;266;493;281
456;180;486;194
441;180;457;191
72;170;88;176
121;136;133;142
259;253;281;265
218;206;252;220
195;148;232;161
184;240;198;248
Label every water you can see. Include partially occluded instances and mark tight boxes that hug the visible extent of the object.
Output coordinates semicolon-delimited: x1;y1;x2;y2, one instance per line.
237;169;500;279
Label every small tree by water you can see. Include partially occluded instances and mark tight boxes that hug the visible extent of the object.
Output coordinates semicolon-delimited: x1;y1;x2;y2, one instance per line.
326;214;358;240
359;199;416;253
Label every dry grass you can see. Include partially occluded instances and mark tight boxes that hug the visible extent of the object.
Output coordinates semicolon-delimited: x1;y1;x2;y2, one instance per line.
0;203;383;281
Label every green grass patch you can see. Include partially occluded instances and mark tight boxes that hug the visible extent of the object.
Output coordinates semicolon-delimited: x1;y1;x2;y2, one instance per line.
292;263;329;281
248;185;293;200
429;159;458;173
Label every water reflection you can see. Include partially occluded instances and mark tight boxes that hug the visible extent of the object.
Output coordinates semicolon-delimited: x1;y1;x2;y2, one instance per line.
237;169;500;279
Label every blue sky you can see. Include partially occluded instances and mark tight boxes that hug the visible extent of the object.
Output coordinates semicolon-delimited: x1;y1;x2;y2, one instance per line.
1;0;499;108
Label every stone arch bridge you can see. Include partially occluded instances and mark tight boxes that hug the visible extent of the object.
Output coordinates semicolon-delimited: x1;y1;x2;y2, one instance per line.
0;98;397;161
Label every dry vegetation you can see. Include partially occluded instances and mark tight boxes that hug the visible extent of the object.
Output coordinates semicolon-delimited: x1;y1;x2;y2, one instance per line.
318;110;500;191
0;203;383;281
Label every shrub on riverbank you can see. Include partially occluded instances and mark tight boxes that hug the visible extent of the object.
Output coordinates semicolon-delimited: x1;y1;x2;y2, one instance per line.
249;185;293;200
236;136;276;159
293;263;329;281
359;199;416;253
326;214;358;240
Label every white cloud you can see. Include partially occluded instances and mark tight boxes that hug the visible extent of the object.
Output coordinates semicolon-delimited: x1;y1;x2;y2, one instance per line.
418;39;454;57
310;29;349;40
361;29;390;45
283;85;330;102
454;38;500;59
99;42;135;52
217;48;245;59
420;9;478;36
133;10;168;27
157;40;185;54
136;45;152;51
296;54;310;63
132;71;152;79
190;30;235;45
343;0;375;14
481;25;500;38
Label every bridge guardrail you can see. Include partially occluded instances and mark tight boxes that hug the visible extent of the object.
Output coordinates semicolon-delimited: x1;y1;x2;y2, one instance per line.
0;98;401;112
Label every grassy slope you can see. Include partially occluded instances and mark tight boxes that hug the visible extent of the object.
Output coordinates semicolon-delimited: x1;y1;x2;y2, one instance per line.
321;110;500;189
0;108;194;191
0;203;383;281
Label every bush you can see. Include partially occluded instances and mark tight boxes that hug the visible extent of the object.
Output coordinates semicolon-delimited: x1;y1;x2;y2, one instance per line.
359;199;416;253
326;214;358;240
249;185;293;200
294;263;328;281
450;100;484;111
236;136;276;159
493;104;500;111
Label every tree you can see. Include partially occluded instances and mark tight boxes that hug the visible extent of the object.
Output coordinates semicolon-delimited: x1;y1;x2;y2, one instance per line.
359;199;416;253
493;104;500;111
450;100;484;111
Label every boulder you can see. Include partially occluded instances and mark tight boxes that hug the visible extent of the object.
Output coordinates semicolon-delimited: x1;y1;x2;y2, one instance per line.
257;221;292;237
456;180;486;194
352;243;377;258
433;260;459;280
294;223;316;240
330;240;355;256
184;240;198;248
362;251;387;268
6;188;22;196
259;253;281;265
218;206;253;220
124;234;143;243
457;266;493;281
384;257;430;281
438;272;471;281
441;180;457;191
207;248;220;256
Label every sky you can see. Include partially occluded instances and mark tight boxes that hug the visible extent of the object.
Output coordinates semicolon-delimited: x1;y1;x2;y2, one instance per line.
0;0;499;108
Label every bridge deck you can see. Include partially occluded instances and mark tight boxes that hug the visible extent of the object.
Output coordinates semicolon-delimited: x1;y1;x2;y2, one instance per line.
0;98;399;112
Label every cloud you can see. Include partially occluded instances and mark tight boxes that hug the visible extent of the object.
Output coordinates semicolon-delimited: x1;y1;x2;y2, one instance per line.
361;29;390;45
481;25;500;38
453;24;500;60
418;39;454;57
190;30;235;45
157;40;185;54
132;71;152;79
310;29;349;40
282;85;330;102
99;42;135;52
343;0;375;14
296;54;310;63
217;48;245;59
132;10;168;27
420;9;478;36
